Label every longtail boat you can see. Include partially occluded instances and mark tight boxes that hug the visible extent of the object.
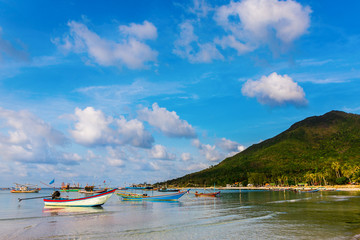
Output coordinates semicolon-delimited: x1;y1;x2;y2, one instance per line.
10;183;41;193
116;189;189;201
194;191;220;197
43;189;116;207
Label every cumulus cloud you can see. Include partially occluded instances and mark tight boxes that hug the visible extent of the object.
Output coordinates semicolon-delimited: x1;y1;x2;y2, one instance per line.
188;0;212;18
70;107;154;148
54;20;158;69
181;152;192;161
149;144;176;160
138;103;196;138
193;137;246;162
70;107;114;146
173;21;223;63
183;162;209;172
241;72;307;106
0;108;68;163
214;0;311;54
192;139;223;162
119;21;157;40
106;146;126;167
116;116;154;148
218;137;245;153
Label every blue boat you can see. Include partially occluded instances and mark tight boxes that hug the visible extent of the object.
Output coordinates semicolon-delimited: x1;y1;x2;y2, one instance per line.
116;189;189;201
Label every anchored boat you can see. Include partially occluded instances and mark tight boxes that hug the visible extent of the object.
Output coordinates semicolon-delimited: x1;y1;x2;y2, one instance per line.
116;189;189;201
43;189;116;207
194;191;220;197
10;183;41;193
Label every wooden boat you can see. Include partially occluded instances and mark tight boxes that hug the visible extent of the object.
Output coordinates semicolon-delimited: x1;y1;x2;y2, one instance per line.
116;189;189;201
158;188;180;192
10;183;41;193
43;189;116;207
78;188;108;194
194;191;220;197
60;182;81;192
296;189;320;193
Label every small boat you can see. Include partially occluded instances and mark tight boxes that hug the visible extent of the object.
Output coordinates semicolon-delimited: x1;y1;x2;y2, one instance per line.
60;182;81;192
78;188;108;194
10;183;41;193
194;191;220;197
158;188;180;192
43;189;116;207
297;189;320;193
116;189;189;201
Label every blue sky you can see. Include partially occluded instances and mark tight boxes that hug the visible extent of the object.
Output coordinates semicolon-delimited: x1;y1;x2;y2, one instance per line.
0;0;359;187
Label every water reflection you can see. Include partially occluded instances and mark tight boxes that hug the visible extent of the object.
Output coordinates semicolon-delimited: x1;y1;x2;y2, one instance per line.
42;206;104;216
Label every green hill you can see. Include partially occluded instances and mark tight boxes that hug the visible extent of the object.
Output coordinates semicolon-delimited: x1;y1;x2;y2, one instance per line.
164;111;360;187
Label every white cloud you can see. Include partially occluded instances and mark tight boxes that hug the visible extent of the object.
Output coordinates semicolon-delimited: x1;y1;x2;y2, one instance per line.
193;137;247;162
241;72;307;106
192;139;223;162
181;152;192;161
149;144;176;160
106;146;126;167
70;107;154;148
138;103;196;138
119;21;157;40
173;21;223;63
70;107;114;146
0;108;68;163
62;152;83;165
218;137;245;152
214;0;311;53
116;116;154;148
183;162;209;171
54;20;158;69
188;0;212;18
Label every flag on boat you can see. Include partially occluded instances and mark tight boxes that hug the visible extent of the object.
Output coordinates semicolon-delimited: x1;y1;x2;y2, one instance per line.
49;179;55;185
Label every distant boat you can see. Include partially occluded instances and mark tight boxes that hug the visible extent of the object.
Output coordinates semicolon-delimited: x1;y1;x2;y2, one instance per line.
194;191;220;197
116;189;189;201
60;182;81;192
10;183;41;193
296;189;320;193
158;188;180;192
78;188;108;194
43;189;116;207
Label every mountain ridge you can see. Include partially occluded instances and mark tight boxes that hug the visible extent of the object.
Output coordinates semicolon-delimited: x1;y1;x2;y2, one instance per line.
162;110;360;187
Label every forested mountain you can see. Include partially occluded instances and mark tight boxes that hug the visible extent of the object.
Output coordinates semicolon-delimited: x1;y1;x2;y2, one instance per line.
163;111;360;187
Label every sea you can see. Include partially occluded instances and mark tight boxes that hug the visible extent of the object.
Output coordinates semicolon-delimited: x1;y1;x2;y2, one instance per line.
1;189;360;239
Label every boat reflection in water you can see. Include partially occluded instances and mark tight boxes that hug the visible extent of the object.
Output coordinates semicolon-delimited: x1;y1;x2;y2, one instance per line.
43;206;104;216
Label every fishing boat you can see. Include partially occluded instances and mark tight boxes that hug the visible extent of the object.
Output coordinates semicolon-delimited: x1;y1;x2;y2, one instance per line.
60;182;81;192
43;189;116;207
194;191;220;197
296;188;320;193
158;188;180;192
10;183;41;193
78;188;108;194
116;189;189;201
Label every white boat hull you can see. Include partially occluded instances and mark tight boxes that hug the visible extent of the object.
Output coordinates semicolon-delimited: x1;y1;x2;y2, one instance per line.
44;189;115;207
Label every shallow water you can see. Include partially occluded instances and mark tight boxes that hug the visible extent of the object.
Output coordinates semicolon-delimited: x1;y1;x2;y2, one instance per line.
1;189;360;239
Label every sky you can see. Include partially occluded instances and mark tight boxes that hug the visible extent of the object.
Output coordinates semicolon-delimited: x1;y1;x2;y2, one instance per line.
0;0;359;187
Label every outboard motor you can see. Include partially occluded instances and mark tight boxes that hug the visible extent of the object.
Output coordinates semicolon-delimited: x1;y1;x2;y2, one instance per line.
52;191;60;199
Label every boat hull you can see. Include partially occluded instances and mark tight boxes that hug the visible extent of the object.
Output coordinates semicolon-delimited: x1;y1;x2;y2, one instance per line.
117;190;189;201
44;189;116;207
194;191;220;197
11;189;39;193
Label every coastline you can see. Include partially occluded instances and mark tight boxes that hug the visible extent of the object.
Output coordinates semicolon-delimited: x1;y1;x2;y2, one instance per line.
182;185;360;192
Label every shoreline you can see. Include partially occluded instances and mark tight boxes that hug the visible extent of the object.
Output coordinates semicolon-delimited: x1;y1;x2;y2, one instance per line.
180;185;360;192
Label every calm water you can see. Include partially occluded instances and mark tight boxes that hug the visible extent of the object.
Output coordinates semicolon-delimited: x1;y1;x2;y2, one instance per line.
1;189;360;239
